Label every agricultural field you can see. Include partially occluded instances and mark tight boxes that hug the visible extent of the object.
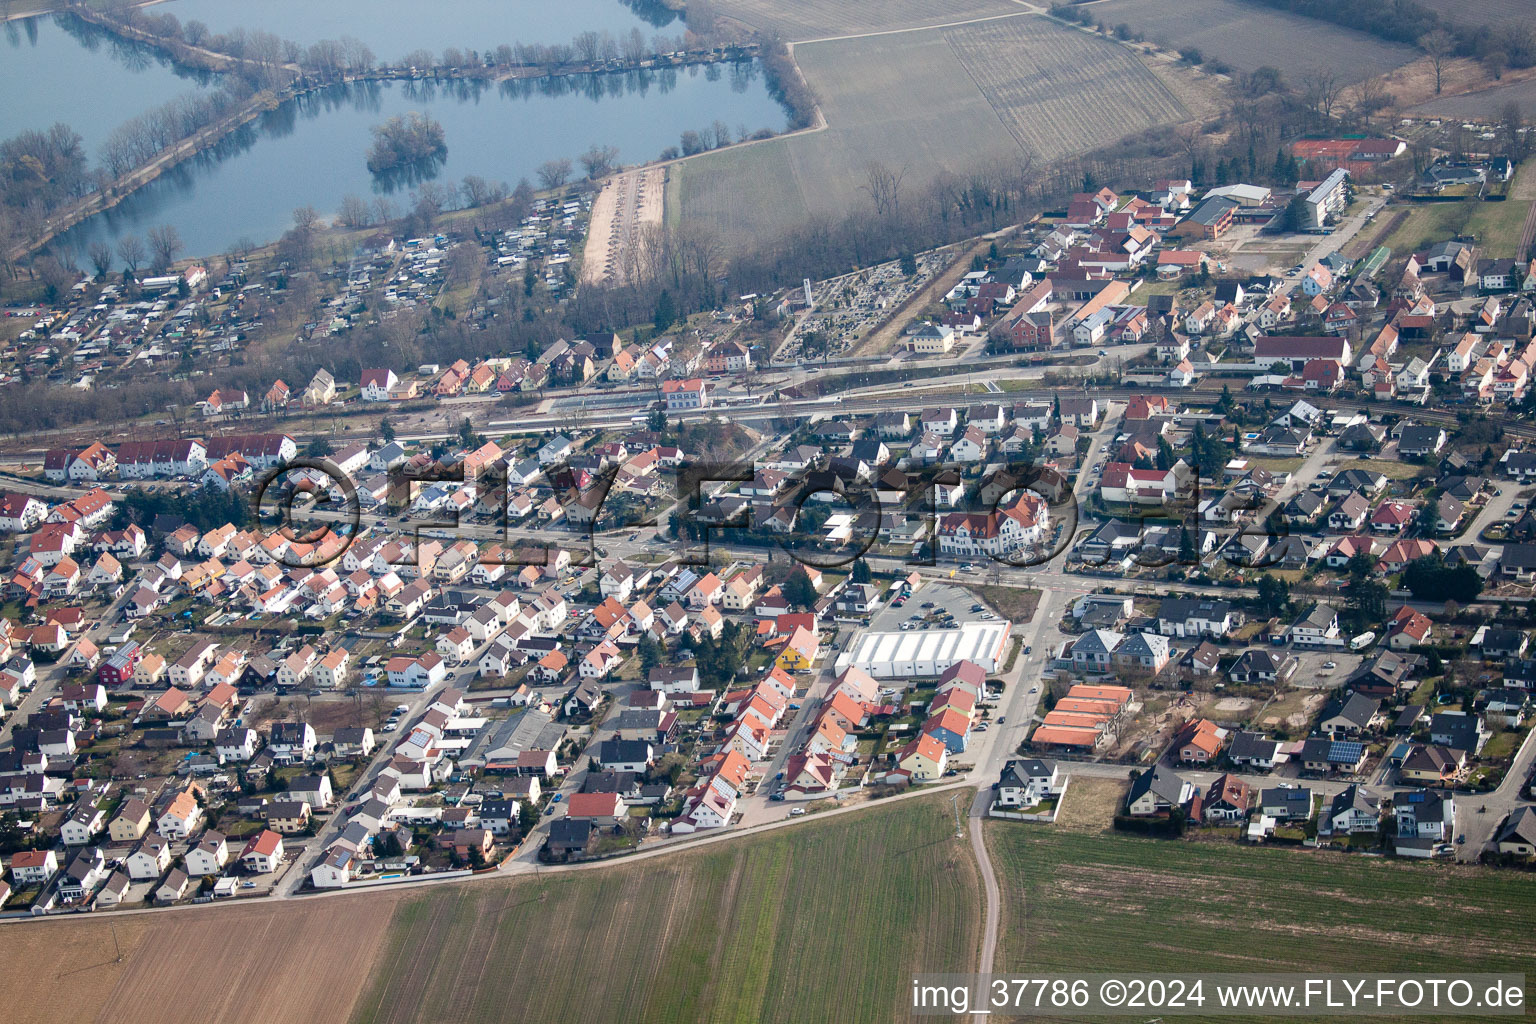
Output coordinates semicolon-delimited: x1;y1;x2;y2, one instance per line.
1438;0;1536;30
1089;0;1418;84
1411;73;1536;119
0;891;403;1024
670;25;1020;241
985;824;1536;1023
353;794;980;1024
943;17;1188;162
671;15;1191;244
714;0;1019;41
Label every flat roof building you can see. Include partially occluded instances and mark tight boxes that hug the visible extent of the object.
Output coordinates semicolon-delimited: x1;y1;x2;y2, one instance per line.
834;620;1012;679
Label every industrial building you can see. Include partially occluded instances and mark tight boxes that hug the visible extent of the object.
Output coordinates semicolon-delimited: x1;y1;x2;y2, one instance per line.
834;620;1012;679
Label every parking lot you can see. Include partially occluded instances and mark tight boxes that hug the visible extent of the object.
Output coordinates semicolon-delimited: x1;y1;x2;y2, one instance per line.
1285;647;1360;690
868;581;1000;635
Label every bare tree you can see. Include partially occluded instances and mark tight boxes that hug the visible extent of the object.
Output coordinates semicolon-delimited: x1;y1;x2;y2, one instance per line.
117;234;146;275
1349;75;1393;127
536;157;573;189
1501;101;1529;162
337;194;373;229
1420;29;1455;95
579;144;619;180
147;224;183;271
573;30;601;64
686;0;717;46
460;174;496;207
87;241;114;280
860;161;908;219
1300;68;1344;121
292;205;321;235
622;27;647;65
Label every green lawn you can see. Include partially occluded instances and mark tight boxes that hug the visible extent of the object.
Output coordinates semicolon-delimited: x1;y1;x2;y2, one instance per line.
1379;202;1475;256
1334;458;1428;482
1244;456;1306;474
1480;724;1529;762
1466;200;1532;259
353;795;979;1024
986;825;1536;1023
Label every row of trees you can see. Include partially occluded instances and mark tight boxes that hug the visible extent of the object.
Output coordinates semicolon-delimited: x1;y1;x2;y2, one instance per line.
97;0;375;85
99;81;269;178
758;35;816;130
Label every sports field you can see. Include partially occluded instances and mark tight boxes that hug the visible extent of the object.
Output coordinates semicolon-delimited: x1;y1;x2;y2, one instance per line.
1090;0;1417;84
353;795;979;1023
985;823;1536;1023
714;0;1019;41
670;15;1188;243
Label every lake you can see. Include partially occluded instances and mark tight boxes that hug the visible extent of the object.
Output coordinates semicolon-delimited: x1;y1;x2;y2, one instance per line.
55;61;785;259
159;0;683;62
1;15;219;155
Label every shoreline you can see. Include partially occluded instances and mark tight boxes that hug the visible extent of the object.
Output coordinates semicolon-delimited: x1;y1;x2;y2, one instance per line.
10;5;776;261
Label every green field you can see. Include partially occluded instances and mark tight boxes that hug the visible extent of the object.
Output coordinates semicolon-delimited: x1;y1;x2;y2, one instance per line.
1382;193;1532;259
986;825;1536;1023
353;796;980;1024
1466;200;1532;259
1379;202;1476;256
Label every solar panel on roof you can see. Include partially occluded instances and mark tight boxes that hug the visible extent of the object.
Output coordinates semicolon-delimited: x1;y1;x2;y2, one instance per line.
1331;741;1364;761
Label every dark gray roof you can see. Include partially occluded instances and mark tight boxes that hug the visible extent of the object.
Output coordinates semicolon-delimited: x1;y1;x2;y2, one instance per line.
1260;786;1312;811
549;817;593;846
1156;597;1232;622
1328;783;1376;819
597;738;652;764
1228;730;1278;761
1497;806;1536;846
1127;765;1186;806
1330;693;1379;729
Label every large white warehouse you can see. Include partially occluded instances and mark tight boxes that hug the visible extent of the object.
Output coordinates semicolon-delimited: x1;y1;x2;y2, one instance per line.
834;619;1012;679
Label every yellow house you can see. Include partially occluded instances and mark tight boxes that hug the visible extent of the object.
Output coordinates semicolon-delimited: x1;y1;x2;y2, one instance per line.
897;734;949;781
108;797;151;842
1398;744;1463;785
775;625;819;672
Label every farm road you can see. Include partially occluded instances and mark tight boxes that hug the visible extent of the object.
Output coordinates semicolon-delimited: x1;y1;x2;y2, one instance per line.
790;1;1047;46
